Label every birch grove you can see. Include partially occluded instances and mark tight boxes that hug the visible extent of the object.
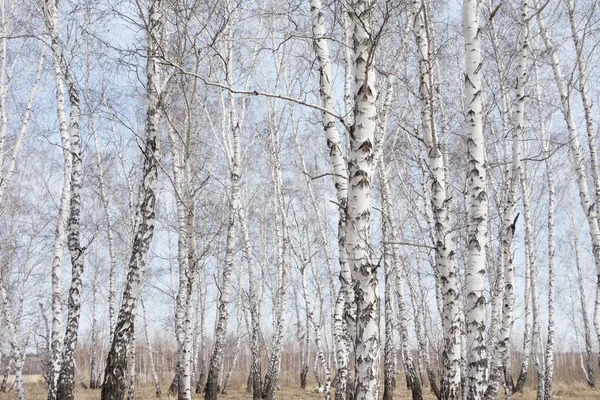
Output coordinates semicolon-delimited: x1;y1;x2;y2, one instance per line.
1;0;600;399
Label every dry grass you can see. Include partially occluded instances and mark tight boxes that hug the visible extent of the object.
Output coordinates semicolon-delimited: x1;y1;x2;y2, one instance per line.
0;377;598;399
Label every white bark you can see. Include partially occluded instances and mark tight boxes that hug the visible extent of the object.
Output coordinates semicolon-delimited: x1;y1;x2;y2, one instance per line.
307;1;352;396
412;0;462;396
101;1;165;397
262;114;290;400
485;2;527;398
301;264;331;398
142;300;161;397
204;36;241;400
534;0;600;371
0;44;45;206
346;1;379;398
44;0;73;396
462;0;488;396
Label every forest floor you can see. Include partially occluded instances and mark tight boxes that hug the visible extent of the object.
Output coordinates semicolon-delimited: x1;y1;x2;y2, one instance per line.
0;376;599;399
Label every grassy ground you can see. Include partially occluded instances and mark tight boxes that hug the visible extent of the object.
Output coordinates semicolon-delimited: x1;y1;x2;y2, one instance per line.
0;376;599;399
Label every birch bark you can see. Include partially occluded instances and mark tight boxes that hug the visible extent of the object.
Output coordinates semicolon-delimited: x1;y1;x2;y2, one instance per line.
485;2;527;398
462;0;488;396
101;1;165;397
534;0;600;371
306;1;352;396
56;44;84;400
412;0;462;396
533;64;556;400
44;0;73;396
346;1;380;398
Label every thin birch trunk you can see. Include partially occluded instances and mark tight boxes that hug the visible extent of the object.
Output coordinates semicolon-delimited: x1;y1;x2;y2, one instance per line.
220;303;242;395
239;206;262;399
485;2;527;398
521;167;544;400
534;0;600;372
142;300;161;397
380;159;422;400
89;249;99;390
301;264;331;398
101;1;165;397
514;241;531;393
204;45;241;400
56;40;84;400
532;62;557;399
411;0;462;396
44;0;73;396
262;118;289;400
307;0;351;396
168;123;194;400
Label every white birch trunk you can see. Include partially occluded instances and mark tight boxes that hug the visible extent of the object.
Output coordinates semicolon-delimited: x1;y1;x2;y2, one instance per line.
485;2;527;398
44;1;73;396
307;1;352;396
56;40;84;400
239;206;262;399
531;62;557;398
168;123;194;400
301;265;331;399
520;168;544;400
126;331;136;400
101;1;165;397
346;1;379;398
142;300;161;397
514;240;531;393
462;0;488;396
412;0;462;396
534;0;600;370
204;37;241;398
262;118;289;400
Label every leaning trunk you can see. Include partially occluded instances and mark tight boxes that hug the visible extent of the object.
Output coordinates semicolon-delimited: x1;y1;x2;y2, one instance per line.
100;1;164;398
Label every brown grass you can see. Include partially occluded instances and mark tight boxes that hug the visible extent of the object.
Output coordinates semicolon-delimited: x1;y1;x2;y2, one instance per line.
0;377;598;399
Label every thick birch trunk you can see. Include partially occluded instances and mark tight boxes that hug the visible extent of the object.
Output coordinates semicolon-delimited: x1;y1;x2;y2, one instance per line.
462;0;488;397
100;1;164;398
564;0;600;373
346;1;379;398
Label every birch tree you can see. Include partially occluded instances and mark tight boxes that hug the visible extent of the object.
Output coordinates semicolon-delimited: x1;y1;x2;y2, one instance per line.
101;0;166;397
44;0;73;396
346;0;380;397
462;0;488;396
485;1;527;398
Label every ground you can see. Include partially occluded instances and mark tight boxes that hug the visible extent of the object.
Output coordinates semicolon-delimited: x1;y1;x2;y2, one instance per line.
0;376;599;399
